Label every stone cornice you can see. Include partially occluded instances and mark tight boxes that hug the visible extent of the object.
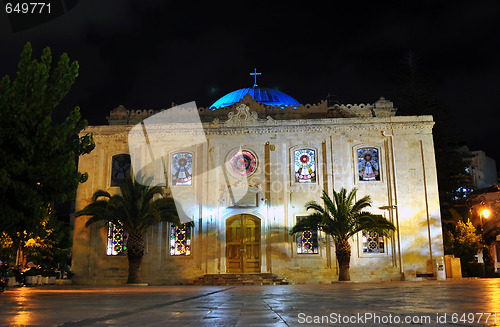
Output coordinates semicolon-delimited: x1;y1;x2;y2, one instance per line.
83;114;435;138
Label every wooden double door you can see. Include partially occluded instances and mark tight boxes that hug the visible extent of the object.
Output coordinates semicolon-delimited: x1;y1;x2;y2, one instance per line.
226;214;261;273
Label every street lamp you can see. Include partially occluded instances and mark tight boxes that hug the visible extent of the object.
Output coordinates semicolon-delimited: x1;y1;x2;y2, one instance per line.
479;208;491;272
480;208;490;232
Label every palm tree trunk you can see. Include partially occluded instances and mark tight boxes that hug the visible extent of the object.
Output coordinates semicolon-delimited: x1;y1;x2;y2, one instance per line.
335;239;351;281
126;232;144;284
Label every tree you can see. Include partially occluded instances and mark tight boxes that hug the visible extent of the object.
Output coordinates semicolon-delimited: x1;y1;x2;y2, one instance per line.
290;188;395;281
75;175;181;283
0;208;72;268
446;218;485;277
448;219;482;263
0;42;94;261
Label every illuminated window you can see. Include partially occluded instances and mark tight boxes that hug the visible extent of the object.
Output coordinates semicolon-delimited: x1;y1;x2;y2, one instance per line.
294;149;316;183
296;216;318;254
170;224;192;256
107;222;127;256
172;152;193;186
358;148;380;181
111;154;131;186
362;231;384;253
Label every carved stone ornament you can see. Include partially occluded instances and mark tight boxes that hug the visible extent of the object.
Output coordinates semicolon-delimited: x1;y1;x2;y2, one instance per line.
226;104;259;123
228;180;261;192
266;116;277;125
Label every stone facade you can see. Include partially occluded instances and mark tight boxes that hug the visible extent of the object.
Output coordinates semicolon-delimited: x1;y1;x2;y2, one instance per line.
72;96;444;284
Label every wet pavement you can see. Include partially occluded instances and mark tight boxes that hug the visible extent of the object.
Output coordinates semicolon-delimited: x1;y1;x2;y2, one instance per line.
0;279;499;326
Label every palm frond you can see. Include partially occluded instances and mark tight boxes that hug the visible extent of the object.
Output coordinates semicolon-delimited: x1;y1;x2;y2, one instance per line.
91;190;111;202
293;187;395;243
75;200;111;224
154;197;181;225
350;212;396;238
305;201;325;214
76;174;181;236
321;190;336;214
350;195;372;214
289;213;323;235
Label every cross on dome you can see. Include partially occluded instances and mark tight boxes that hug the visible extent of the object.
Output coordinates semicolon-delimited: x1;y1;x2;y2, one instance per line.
250;68;261;87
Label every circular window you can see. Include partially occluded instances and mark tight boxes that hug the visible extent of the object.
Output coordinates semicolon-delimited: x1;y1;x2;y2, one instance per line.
229;150;257;176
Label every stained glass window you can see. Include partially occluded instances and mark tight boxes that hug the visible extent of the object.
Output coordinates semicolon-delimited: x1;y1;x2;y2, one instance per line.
170;224;191;256
362;231;384;253
357;148;380;181
172;152;193;186
229;150;257;176
107;222;127;256
294;149;316;183
296;217;318;254
111;154;131;186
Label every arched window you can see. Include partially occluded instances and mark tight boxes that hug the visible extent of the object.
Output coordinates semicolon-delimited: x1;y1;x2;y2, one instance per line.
172;153;193;186
170;223;192;256
294;149;317;183
111;154;131;186
362;230;385;253
357;148;380;181
107;222;127;256
296;216;318;254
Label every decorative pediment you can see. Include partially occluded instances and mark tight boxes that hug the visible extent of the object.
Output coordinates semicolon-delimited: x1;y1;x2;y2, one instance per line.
226;104;259;125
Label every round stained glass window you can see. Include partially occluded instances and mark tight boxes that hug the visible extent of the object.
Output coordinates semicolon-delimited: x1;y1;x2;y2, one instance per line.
229;150;257;176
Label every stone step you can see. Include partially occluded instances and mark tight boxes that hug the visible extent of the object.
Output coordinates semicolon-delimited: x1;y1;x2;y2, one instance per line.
192;273;289;286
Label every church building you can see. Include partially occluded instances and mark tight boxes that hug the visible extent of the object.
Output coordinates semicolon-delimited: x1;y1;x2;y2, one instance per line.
72;75;445;284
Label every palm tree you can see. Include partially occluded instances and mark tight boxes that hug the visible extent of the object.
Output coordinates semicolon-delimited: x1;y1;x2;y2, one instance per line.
291;188;395;281
75;175;181;283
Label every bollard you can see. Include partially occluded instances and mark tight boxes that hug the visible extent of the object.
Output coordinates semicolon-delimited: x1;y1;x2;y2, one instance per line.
436;256;446;280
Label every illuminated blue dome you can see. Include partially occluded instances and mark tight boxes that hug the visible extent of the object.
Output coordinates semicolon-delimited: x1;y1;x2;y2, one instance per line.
210;87;300;109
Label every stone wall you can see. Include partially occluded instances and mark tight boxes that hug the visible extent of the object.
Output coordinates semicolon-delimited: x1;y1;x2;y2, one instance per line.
73;102;443;284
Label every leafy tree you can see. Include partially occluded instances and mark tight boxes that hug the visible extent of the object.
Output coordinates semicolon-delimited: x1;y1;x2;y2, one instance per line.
448;220;482;264
0;232;15;264
25;211;72;268
290;188;395;281
75;175;181;283
0;42;95;261
0;208;72;268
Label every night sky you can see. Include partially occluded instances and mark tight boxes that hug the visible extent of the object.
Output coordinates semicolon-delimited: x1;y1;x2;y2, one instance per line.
1;1;499;165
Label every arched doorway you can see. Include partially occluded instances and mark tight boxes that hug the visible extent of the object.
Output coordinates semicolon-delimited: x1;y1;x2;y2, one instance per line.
226;214;261;273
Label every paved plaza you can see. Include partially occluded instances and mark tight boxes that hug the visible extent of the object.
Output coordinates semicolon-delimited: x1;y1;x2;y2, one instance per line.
0;279;499;326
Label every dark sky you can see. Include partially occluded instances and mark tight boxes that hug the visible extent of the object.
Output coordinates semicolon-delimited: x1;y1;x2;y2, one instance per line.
1;1;499;163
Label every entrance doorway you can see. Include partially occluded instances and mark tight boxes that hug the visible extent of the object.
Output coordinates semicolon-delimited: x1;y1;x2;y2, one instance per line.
226;214;261;273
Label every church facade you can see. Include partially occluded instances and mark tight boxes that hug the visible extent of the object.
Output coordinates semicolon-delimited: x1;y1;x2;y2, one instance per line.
72;86;445;284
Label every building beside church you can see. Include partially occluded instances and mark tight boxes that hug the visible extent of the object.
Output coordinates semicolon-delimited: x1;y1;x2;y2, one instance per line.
72;81;445;284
